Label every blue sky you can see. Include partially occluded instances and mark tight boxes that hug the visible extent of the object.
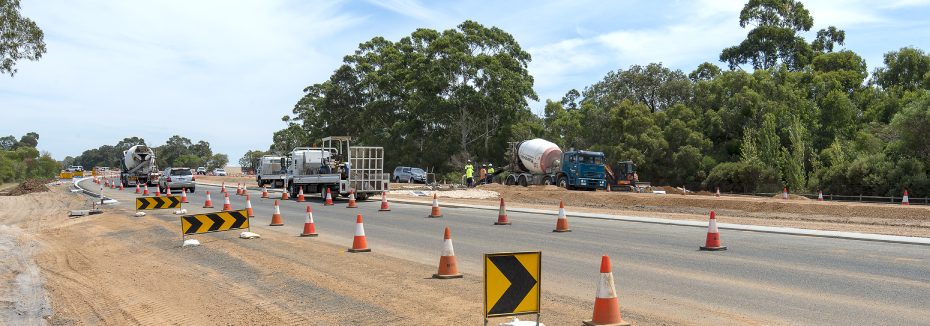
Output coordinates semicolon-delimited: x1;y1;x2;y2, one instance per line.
2;0;928;165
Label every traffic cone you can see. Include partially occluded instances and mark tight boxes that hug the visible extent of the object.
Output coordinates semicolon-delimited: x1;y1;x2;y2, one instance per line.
245;195;254;217
699;211;727;251
296;187;305;202
606;185;611;192
903;190;909;205
221;182;226;193
118;180;123;190
110;179;115;189
554;201;571;232
300;206;317;237
818;190;823;201
635;186;640;194
346;190;357;208
180;188;188;203
782;188;788;200
222;193;232;211
716;187;720;197
347;215;371;252
682;185;686;196
324;188;334;206
428;194;442;218
433;227;463;279
495;198;511;225
261;185;269;198
582;255;630;326
236;183;242;195
241;185;247;196
269;200;283;226
155;184;160;197
135;183;140;194
143;184;150;195
281;186;289;200
105;179;109;187
379;191;390;211
166;186;172;196
203;191;214;208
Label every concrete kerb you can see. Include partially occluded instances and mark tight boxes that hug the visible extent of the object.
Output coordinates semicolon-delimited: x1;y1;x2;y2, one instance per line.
194;182;284;194
388;198;930;246
72;179;119;205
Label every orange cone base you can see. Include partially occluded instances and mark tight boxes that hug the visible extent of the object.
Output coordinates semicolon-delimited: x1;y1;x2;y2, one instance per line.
553;228;572;232
300;232;318;237
427;214;442;218
347;247;371;252
582;320;631;326
203;203;213;208
246;208;253;217
269;215;283;226
379;208;390;211
699;246;727;251
495;221;512;225
433;273;464;279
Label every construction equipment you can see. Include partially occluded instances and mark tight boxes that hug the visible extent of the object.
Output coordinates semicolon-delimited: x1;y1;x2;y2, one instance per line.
120;145;159;187
283;136;389;201
605;161;646;191
494;139;608;191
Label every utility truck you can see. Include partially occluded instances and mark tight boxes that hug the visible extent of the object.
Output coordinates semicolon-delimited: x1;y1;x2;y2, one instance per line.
494;138;608;190
256;155;287;188
281;136;389;201
120;145;159;186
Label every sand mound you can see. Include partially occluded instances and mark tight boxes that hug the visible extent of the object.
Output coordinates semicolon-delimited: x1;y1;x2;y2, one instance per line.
0;178;57;196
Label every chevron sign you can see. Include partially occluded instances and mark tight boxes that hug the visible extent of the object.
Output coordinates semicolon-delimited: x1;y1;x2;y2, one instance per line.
181;210;249;235
136;196;181;210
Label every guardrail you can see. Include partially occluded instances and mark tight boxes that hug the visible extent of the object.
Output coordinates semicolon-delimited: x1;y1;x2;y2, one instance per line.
735;192;927;206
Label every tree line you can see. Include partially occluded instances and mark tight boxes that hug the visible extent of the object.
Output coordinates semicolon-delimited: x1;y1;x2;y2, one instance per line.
0;132;61;183
68;136;228;172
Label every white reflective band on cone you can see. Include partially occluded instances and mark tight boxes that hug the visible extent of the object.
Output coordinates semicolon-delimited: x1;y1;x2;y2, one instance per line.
305;212;313;223
597;272;617;299
355;223;365;236
441;239;454;256
708;218;719;233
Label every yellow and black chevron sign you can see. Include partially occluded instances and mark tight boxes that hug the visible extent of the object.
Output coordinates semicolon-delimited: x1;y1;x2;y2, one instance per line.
136;196;181;210
182;210;249;235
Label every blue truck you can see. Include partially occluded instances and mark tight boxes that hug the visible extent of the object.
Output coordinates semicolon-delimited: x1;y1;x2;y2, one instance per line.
496;139;608;191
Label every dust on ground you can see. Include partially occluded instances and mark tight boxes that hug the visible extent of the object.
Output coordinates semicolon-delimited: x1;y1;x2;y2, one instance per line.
389;183;930;238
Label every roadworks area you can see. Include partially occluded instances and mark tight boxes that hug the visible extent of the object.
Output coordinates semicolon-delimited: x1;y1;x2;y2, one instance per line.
0;177;927;325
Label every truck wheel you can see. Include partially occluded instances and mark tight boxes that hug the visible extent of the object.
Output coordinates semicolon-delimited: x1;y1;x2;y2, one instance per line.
518;176;528;187
505;175;516;186
320;187;327;201
542;176;553;185
256;178;262;187
558;176;572;190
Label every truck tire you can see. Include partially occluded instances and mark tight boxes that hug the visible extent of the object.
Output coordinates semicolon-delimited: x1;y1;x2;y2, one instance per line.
256;177;262;187
542;176;553;185
558;176;573;190
190;187;195;193
320;187;327;201
518;175;528;187
505;175;516;186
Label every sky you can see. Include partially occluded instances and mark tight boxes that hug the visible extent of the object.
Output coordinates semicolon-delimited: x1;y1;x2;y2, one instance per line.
3;0;929;165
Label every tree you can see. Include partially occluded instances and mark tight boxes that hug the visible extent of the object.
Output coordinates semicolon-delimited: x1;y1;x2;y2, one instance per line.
689;62;721;82
173;154;203;169
1;0;46;77
560;89;581;111
812;26;845;53
720;0;824;71
188;140;212;163
890;92;930;165
156;135;192;167
16;132;37;149
873;47;930;92
206;154;228;171
0;135;16;150
582;63;692;113
239;150;267;173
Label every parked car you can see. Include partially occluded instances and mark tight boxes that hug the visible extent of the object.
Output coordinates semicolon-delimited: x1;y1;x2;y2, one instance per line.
158;167;195;193
196;167;206;175
393;166;427;183
213;168;227;176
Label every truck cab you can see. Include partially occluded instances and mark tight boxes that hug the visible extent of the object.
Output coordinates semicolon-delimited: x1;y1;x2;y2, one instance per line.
558;150;607;190
256;155;287;188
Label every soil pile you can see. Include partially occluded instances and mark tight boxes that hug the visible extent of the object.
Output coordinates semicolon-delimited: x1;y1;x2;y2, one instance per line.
0;178;56;196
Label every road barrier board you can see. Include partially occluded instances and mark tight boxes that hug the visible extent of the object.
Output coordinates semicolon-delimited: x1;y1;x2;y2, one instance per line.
59;172;73;179
484;251;541;318
136;196;181;210
181;210;249;235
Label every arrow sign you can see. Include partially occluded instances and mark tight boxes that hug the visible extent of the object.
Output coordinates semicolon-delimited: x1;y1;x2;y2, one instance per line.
136;196;181;210
484;251;541;318
181;210;249;235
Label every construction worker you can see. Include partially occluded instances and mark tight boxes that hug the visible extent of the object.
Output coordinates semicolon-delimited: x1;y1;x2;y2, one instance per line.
479;165;487;185
465;160;474;187
486;164;494;184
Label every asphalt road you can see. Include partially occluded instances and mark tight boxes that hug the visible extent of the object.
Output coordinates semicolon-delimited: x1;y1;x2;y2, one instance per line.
81;179;930;325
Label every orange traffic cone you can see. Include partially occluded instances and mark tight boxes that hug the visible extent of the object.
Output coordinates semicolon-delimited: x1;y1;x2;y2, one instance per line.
135;183;140;194
818;190;824;201
281;186;289;200
261;185;269;198
203;191;214;208
903;190;910;205
346;190;357;208
143;184;150;195
324;188;334;206
118;180;123;190
699;211;726;251
166;186;172;196
296;187;305;202
782;188;788;200
606;185;611;192
221;182;226;193
716;187;720;197
222;193;232;211
155;184;161;197
582;255;630;326
180;188;188;203
347;215;370;252
245;195;254;217
553;201;571;232
236;183;242;195
379;191;390;211
300;206;317;237
270;200;283;226
110;179;115;189
241;184;247;196
495;198;511;225
433;227;463;279
105;179;109;187
635;186;640;194
428;194;442;218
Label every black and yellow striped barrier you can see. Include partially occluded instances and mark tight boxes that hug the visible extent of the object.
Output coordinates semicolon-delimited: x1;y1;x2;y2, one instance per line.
136;196;181;210
181;210;249;235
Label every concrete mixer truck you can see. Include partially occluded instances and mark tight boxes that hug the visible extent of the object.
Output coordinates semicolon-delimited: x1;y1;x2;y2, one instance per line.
494;138;608;191
120;145;159;187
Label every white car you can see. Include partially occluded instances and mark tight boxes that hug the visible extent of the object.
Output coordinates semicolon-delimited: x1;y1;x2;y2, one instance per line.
213;168;227;176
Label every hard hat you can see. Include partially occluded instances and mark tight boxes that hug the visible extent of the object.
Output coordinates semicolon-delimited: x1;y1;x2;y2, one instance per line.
489;163;493;167
467;159;471;163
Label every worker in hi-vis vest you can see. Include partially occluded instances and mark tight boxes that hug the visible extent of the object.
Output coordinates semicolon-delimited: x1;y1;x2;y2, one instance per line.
486;164;494;184
465;160;474;187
